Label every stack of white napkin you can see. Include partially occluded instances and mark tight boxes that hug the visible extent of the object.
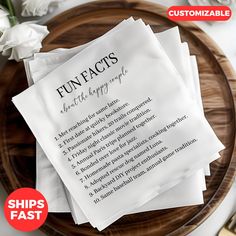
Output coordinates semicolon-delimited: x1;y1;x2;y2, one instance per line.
13;18;224;230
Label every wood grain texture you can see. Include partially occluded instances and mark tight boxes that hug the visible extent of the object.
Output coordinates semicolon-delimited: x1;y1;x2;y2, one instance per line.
0;1;236;235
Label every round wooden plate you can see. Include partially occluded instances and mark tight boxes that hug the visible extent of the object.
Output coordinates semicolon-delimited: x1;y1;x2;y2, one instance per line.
0;1;236;235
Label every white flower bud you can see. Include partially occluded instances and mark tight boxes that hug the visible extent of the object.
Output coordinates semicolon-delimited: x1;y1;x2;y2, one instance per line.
0;8;11;33
21;0;63;17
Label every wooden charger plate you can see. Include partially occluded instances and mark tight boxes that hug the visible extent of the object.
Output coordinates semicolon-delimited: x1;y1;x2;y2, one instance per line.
0;0;236;235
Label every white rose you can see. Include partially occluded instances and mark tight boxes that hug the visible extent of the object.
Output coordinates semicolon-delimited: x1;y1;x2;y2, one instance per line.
0;8;11;33
0;23;49;61
21;0;63;17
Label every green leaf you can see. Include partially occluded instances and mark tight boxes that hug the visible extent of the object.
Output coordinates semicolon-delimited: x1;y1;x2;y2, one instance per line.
0;0;17;26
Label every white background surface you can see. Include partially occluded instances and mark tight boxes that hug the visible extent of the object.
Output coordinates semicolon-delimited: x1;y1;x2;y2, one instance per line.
0;0;236;235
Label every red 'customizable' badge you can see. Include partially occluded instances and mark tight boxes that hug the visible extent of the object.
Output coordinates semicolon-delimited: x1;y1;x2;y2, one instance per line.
167;6;232;21
4;188;48;232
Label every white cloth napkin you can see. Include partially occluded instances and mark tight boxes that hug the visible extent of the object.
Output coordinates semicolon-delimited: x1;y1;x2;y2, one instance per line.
24;26;207;220
14;19;224;230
